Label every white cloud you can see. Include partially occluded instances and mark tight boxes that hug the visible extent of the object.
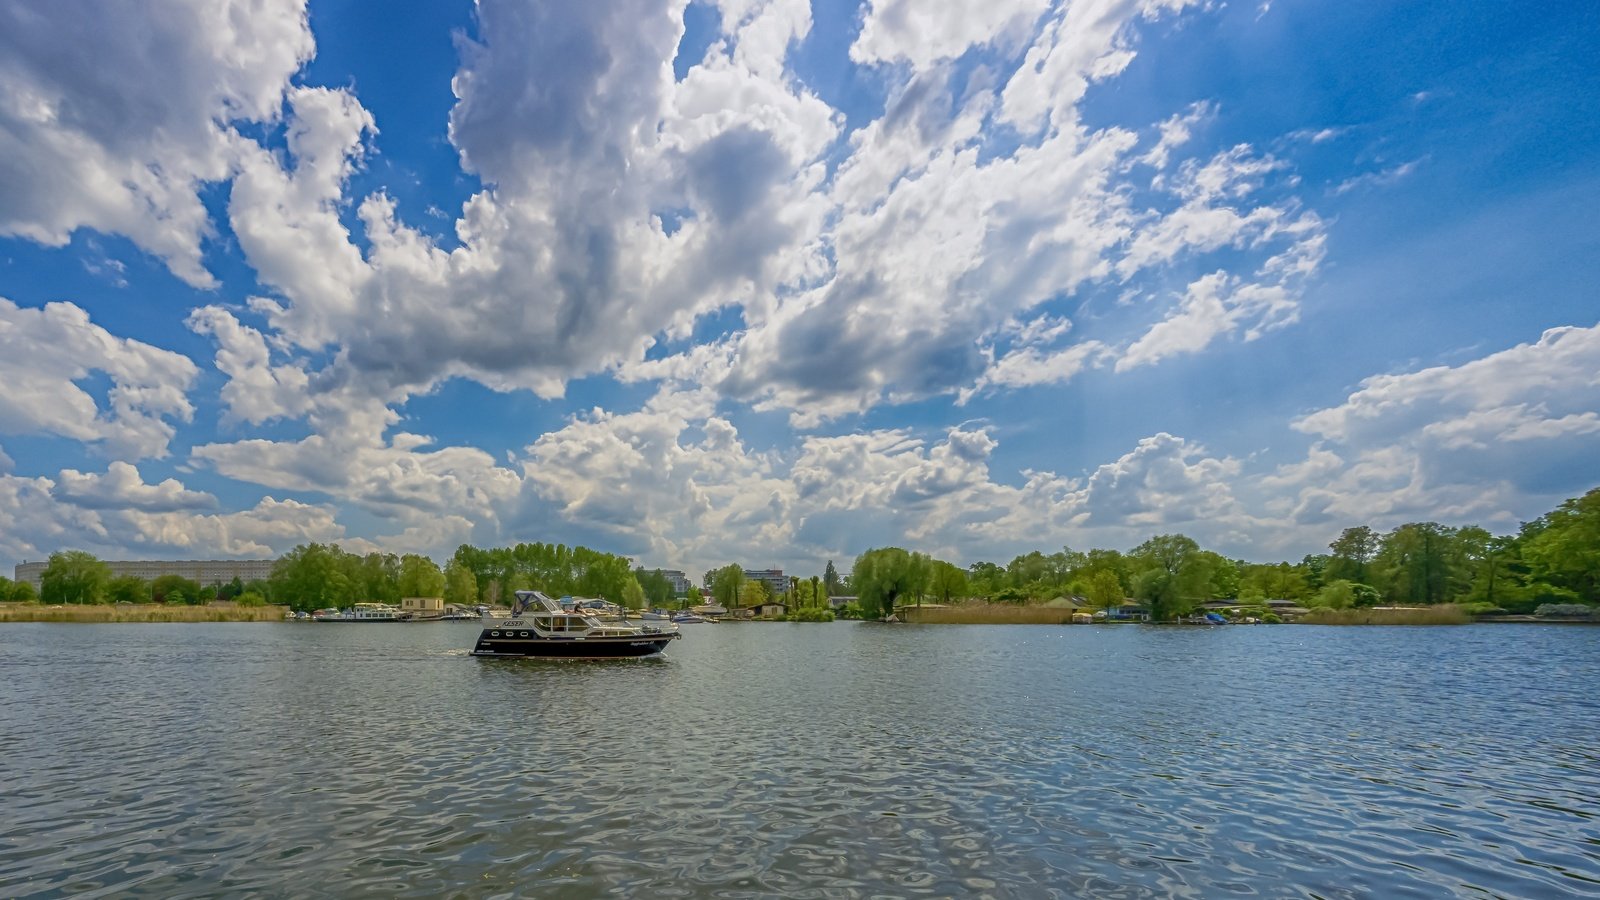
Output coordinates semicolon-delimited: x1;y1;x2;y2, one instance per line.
185;306;312;425
851;0;1050;71
54;462;217;512
0;297;197;458
1262;323;1600;532
961;340;1109;401
0;0;313;286
1141;100;1215;169
1117;271;1294;370
1331;157;1425;195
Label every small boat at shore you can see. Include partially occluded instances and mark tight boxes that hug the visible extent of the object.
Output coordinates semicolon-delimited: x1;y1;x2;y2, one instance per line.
471;591;680;659
671;612;705;624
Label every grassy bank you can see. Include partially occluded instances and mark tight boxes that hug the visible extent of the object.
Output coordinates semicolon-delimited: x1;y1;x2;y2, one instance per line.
900;603;1088;625
1300;605;1472;626
0;603;290;623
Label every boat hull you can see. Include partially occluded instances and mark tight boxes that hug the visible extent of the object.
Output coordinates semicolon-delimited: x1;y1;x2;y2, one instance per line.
471;632;679;659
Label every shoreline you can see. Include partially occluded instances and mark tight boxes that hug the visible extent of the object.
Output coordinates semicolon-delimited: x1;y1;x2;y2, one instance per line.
0;603;289;623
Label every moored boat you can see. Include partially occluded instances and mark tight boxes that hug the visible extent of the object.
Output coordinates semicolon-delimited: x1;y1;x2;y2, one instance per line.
314;602;402;622
471;591;680;659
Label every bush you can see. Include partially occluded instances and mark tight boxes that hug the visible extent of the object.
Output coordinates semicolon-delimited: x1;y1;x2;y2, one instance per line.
788;607;835;622
1261;613;1283;624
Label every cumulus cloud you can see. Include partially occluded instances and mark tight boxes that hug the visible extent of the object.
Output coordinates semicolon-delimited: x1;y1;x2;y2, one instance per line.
0;0;313;286
54;462;217;512
1264;324;1600;531
186;306;313;425
0;297;197;458
852;0;1049;70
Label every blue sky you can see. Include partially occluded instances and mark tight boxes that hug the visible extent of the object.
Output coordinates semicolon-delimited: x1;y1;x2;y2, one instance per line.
1;0;1596;579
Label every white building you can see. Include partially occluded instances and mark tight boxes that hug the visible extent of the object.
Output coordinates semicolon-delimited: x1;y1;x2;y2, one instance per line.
654;569;692;595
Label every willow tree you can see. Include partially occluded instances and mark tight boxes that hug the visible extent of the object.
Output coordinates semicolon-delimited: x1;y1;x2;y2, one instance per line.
40;550;111;605
852;548;927;619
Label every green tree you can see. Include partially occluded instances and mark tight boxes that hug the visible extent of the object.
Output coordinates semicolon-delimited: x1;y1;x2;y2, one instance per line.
1458;528;1524;609
1239;562;1309;602
738;580;768;609
1083;569;1125;617
40;551;112;605
634;569;676;608
1375;522;1461;605
1199;552;1239;598
1521;487;1600;603
443;559;479;607
967;561;1004;597
270;543;343;611
398;554;446;598
107;575;151;605
712;564;746;608
0;576;37;603
621;576;645;610
1328;526;1381;585
852;547;926;619
927;560;968;604
822;560;840;597
1128;534;1211;620
1299;554;1330;592
1310;579;1357;610
152;574;203;604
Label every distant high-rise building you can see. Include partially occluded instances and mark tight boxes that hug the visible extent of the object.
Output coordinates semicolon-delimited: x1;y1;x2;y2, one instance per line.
654;569;692;594
742;568;788;598
13;558;277;592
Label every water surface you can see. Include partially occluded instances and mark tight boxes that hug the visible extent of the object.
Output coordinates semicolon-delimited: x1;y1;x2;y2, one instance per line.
2;622;1597;897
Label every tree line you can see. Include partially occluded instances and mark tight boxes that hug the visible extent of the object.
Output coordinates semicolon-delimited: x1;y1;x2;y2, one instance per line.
4;541;687;613
844;486;1600;620
8;486;1594;619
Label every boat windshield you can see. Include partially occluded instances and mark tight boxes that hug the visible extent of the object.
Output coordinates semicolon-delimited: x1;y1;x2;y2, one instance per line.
510;590;565;616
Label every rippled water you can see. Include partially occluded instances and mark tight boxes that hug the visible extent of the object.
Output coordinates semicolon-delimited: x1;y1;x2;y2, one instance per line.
2;622;1598;897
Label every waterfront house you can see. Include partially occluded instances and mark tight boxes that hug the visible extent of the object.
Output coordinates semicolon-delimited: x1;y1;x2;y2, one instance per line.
1107;600;1151;622
401;596;444;617
1264;598;1310;618
748;601;786;619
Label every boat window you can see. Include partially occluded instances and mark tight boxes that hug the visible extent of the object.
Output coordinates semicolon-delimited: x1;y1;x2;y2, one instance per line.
519;631;530;638
534;617;552;630
490;630;500;637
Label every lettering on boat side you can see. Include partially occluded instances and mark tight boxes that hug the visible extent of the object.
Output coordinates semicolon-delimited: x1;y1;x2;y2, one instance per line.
502;621;524;626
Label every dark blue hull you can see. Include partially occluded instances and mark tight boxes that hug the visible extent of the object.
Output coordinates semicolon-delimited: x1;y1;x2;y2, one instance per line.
471;632;678;658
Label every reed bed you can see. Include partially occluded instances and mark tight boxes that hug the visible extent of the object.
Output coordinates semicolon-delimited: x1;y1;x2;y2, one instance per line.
0;603;289;623
1300;605;1471;626
899;603;1087;625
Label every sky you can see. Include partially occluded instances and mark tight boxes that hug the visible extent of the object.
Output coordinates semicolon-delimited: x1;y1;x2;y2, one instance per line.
1;0;1597;580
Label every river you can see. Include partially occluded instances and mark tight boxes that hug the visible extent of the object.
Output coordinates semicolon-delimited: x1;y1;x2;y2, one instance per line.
1;621;1597;897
